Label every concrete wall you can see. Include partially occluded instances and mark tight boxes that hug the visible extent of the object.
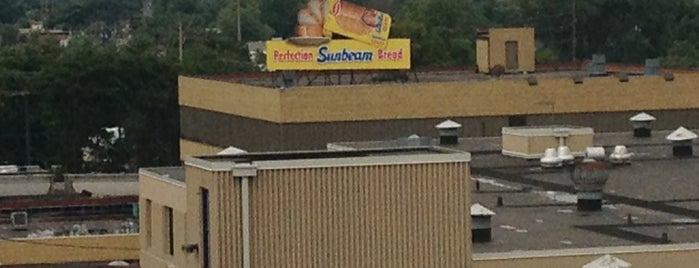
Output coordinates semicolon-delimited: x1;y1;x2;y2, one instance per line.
180;73;699;124
0;234;138;265
473;243;699;268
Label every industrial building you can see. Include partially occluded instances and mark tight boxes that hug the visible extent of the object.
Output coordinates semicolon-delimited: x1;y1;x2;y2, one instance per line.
179;67;699;159
139;148;471;267
329;119;699;267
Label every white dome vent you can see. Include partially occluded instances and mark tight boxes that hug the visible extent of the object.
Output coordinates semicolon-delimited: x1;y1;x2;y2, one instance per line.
540;148;562;168
609;145;632;165
557;146;575;164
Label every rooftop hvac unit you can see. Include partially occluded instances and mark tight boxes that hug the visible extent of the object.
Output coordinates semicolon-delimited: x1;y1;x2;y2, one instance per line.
10;211;28;231
645;58;660;75
588;54;607;76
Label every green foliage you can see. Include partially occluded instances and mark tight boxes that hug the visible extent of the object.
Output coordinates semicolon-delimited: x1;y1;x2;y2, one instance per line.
393;0;484;66
536;47;559;63
663;40;699;68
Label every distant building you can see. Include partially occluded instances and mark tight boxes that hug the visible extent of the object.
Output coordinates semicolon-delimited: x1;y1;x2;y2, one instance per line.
139;148;472;267
17;20;70;45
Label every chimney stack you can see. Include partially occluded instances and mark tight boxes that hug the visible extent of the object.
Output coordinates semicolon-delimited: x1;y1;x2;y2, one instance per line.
471;203;496;243
629;112;656;138
666;127;697;157
436;119;462;145
570;160;609;211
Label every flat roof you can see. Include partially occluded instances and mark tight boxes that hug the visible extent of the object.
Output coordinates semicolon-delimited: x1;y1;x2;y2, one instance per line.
141;166;185;183
0;216;138;239
333;129;699;252
198;62;698;88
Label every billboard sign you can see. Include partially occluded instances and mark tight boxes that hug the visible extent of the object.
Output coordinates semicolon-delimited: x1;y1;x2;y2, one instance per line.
266;38;410;70
323;0;392;48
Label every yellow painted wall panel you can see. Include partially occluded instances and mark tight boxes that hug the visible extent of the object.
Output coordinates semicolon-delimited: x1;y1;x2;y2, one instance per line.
181;73;699;124
178;76;281;122
0;235;138;265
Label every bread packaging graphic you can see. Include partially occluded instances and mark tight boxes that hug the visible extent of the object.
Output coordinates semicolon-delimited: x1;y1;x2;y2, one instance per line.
293;0;391;48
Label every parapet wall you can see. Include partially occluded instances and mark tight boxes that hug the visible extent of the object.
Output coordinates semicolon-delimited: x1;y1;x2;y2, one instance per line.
0;234;138;265
180;73;699;123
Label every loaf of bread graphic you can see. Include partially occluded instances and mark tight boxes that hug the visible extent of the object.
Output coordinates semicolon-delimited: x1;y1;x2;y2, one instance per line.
332;1;378;35
295;0;326;37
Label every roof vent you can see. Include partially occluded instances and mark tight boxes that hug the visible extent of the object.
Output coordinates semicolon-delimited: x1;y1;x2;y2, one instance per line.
664;71;675;81
436;119;462;145
617;72;629;82
557;146;575;165
666;127;697;157
629;112;656;138
10;211;28;231
583;254;631;268
584;147;606;160
571;160;609;211
217;146;247;155
609;145;632;165
541;148;562;168
107;260;131;266
527;76;538;86
471;203;495;243
397;134;431;147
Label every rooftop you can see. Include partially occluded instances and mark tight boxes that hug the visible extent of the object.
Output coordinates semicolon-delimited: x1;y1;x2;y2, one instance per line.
199;62;698;88
331;129;699;253
183;147;470;172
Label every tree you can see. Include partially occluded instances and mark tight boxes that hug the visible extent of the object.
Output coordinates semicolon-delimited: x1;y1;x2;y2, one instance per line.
392;0;485;66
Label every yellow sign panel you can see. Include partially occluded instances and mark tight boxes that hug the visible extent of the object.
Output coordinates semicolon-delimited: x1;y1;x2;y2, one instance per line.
266;39;410;70
324;0;391;48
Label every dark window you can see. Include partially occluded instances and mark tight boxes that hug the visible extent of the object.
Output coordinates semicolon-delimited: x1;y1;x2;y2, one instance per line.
144;199;152;247
201;188;210;268
509;115;527;127
165;206;174;256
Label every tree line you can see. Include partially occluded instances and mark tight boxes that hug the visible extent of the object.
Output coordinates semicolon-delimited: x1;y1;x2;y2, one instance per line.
0;0;697;172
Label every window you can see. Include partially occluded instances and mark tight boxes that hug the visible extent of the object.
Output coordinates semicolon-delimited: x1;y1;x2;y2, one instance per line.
164;206;174;256
201;188;210;268
509;115;527;127
144;199;152;247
